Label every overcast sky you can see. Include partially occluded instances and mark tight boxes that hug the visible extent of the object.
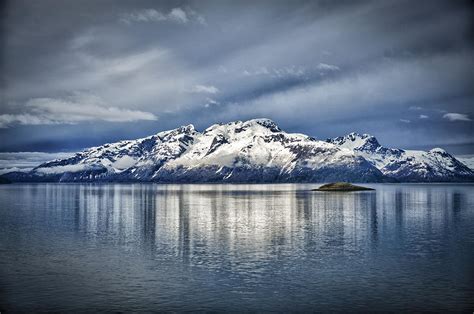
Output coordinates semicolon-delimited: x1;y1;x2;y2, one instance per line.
1;0;473;160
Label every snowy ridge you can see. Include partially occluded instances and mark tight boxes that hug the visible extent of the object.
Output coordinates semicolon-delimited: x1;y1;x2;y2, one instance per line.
327;133;473;182
2;119;473;182
456;155;474;171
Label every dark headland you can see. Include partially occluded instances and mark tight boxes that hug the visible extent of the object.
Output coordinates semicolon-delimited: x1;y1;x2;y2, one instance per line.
0;177;11;184
312;182;374;192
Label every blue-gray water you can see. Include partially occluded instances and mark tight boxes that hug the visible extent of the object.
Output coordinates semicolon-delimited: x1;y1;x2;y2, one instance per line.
1;183;473;312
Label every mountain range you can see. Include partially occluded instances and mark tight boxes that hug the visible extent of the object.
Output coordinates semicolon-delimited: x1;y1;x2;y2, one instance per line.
2;118;473;183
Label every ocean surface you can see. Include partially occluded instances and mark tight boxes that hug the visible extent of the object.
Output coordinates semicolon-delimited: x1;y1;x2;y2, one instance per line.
1;183;473;312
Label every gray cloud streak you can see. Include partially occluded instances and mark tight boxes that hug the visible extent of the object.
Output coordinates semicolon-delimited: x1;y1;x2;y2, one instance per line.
0;93;157;128
1;0;473;154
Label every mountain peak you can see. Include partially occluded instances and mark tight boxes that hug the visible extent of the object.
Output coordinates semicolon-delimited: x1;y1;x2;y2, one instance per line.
327;132;380;151
204;118;281;134
159;124;196;137
347;132;369;138
179;124;195;133
242;118;281;132
429;147;448;155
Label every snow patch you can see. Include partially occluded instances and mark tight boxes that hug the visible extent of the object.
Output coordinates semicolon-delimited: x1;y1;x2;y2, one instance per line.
457;155;474;170
36;164;92;174
113;156;137;170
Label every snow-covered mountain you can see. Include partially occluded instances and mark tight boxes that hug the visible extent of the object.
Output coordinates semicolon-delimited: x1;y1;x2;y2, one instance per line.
456;155;474;171
3;119;473;183
327;133;473;182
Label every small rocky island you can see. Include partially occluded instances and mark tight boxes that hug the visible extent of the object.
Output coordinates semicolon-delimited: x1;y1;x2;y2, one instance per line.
312;182;374;192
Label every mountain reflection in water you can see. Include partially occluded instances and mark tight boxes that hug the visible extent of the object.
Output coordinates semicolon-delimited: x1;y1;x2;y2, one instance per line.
0;183;473;312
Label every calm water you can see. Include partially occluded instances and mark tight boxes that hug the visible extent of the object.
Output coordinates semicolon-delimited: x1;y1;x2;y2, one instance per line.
0;183;473;312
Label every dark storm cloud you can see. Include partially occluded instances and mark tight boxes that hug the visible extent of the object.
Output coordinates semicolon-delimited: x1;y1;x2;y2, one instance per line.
0;0;473;159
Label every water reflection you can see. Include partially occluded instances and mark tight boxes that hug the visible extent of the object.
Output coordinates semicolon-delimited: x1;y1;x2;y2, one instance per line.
9;184;473;269
1;183;474;312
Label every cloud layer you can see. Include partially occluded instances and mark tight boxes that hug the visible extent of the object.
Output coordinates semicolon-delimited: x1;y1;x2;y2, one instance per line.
120;7;205;25
190;85;219;94
0;94;157;128
0;152;75;174
1;0;473;154
443;113;472;122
